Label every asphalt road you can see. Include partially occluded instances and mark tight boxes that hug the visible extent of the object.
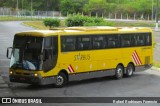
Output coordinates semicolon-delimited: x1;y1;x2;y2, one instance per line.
1;22;160;106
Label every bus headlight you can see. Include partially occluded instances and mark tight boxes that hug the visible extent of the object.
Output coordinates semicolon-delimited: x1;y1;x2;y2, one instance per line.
10;71;13;74
34;73;38;77
33;73;41;77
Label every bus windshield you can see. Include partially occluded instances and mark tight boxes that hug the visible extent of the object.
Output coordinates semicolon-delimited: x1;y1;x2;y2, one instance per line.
10;36;43;71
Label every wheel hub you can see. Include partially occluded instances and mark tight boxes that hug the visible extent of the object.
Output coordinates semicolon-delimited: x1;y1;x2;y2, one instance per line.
128;67;133;75
117;68;122;77
56;76;64;85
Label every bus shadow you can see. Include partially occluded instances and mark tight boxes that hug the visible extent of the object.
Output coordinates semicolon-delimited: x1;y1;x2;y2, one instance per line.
65;73;143;87
25;76;115;90
16;73;144;90
27;75;138;90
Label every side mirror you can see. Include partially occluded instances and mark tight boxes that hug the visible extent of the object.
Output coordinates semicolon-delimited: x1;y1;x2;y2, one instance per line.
7;47;13;59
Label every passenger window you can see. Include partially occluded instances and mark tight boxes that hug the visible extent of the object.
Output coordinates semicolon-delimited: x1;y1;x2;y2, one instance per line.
130;34;137;46
145;33;152;46
136;34;145;46
107;35;119;48
93;36;106;49
61;36;76;52
121;35;131;47
78;36;92;50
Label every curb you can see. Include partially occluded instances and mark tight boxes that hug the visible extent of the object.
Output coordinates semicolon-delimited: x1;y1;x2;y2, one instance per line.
151;66;160;71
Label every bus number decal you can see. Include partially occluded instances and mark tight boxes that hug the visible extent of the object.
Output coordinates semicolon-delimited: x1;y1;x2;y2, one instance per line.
74;53;90;61
132;50;142;65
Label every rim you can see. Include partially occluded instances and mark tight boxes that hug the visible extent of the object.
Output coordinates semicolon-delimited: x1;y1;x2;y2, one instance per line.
117;68;123;78
128;66;133;76
56;75;64;86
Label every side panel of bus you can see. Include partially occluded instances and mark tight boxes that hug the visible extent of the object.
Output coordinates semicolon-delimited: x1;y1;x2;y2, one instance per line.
55;32;153;81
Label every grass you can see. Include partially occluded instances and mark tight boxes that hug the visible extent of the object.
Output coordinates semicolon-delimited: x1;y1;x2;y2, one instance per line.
22;20;158;30
0;16;43;21
23;21;49;30
23;20;66;30
112;21;155;27
153;61;160;68
0;16;158;28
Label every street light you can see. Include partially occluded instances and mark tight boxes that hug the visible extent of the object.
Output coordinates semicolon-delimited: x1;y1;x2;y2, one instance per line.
155;0;159;31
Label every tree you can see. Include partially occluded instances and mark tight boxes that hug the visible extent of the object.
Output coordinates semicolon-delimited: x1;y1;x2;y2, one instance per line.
60;0;88;15
84;0;107;16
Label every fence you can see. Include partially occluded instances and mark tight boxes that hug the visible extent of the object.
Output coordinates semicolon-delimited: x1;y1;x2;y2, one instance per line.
0;7;157;21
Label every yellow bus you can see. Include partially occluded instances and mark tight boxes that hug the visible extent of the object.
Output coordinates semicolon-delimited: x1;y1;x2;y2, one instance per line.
7;26;153;87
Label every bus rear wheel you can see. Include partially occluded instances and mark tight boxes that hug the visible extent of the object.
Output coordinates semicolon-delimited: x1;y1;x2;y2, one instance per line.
55;72;67;88
125;64;134;77
115;65;124;79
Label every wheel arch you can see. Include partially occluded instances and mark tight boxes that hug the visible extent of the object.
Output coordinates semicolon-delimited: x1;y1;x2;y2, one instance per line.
117;63;125;69
59;69;69;81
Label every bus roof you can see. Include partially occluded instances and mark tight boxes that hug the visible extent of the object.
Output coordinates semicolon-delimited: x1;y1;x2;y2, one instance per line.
16;26;152;37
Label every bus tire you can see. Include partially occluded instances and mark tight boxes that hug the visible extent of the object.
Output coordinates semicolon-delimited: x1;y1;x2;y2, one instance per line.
125;63;134;77
55;72;67;88
115;65;124;79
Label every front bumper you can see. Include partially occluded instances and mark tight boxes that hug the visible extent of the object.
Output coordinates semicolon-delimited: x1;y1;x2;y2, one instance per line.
10;75;56;85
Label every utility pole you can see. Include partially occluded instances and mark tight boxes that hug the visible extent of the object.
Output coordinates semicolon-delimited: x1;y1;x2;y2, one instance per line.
155;0;159;31
17;0;19;16
152;0;154;20
22;0;23;16
31;0;33;18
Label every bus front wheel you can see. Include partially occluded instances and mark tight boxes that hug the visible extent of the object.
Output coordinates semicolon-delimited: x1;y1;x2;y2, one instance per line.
115;65;124;79
55;72;67;88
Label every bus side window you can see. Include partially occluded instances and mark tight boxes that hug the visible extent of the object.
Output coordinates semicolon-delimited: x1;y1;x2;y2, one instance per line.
107;35;119;48
61;36;76;52
130;34;137;46
121;34;131;47
136;34;145;46
145;33;152;46
78;36;92;50
93;36;106;49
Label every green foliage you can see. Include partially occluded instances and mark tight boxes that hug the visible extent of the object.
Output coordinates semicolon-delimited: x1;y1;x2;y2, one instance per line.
0;0;158;17
43;18;60;28
84;0;107;14
0;0;60;11
60;0;88;15
65;14;114;27
84;21;114;26
65;14;88;26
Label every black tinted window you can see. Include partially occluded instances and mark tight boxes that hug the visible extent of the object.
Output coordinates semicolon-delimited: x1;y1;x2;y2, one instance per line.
145;33;152;46
93;36;106;49
121;35;131;47
61;36;76;52
136;34;145;46
78;36;92;50
107;35;119;48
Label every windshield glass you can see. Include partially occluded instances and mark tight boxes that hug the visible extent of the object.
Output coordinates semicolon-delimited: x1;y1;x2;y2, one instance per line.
10;36;43;71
